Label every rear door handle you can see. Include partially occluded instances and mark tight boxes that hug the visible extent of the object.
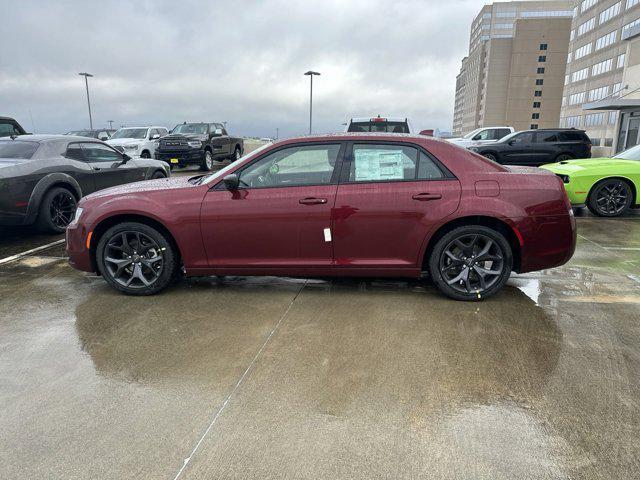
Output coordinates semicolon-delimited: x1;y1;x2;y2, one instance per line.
299;197;328;205
412;193;442;201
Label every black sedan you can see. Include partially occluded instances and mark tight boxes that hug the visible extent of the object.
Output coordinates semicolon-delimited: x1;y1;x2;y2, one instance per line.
0;135;170;233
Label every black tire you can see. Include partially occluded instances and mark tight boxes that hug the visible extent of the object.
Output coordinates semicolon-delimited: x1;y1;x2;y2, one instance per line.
151;170;166;179
483;153;498;162
586;178;633;217
35;186;78;233
97;222;178;295
428;225;513;301
140;150;151;159
200;150;213;171
555;153;573;162
232;146;242;162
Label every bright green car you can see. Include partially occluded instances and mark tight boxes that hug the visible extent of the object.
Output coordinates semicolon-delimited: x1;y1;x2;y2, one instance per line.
541;145;640;217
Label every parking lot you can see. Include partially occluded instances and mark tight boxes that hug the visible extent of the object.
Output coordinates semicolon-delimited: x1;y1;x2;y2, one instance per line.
0;207;638;479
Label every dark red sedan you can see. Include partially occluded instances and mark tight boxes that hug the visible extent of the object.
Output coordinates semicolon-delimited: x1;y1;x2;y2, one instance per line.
66;133;576;301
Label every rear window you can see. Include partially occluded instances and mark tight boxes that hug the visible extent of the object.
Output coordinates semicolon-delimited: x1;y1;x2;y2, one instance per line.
0;140;38;159
559;131;589;142
348;121;410;133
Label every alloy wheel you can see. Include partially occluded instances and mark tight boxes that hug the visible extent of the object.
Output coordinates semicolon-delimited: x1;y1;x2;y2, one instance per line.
594;180;630;215
235;148;241;161
205;151;213;169
49;191;76;229
439;233;505;294
103;231;164;288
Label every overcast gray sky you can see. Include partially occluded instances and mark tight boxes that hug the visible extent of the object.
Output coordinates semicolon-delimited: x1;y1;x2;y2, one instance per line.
0;0;485;137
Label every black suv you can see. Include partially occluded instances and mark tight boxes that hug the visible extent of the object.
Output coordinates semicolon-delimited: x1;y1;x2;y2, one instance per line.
469;129;592;166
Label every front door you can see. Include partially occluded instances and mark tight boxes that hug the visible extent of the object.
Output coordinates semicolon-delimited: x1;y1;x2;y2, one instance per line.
502;131;536;164
200;142;344;270
80;142;143;190
332;142;461;271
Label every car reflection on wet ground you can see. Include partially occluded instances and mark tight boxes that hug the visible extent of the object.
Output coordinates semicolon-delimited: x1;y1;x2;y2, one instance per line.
0;213;639;479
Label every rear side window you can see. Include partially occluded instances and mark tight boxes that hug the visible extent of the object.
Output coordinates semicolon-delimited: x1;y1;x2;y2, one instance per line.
0;140;38;159
348;144;443;182
65;143;84;160
536;132;558;142
559;131;589;142
348;121;410;133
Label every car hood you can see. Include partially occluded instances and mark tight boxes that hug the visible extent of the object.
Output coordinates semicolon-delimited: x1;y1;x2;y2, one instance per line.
540;157;637;173
82;176;194;202
106;138;143;146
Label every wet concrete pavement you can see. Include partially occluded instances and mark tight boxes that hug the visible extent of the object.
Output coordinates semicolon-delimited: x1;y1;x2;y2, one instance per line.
0;215;639;479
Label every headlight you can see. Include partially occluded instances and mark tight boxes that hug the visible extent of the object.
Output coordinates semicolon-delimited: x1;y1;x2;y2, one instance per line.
123;144;140;151
188;140;202;148
70;207;83;225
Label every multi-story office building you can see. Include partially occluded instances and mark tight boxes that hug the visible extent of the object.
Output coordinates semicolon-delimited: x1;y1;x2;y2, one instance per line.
562;0;640;155
453;1;574;137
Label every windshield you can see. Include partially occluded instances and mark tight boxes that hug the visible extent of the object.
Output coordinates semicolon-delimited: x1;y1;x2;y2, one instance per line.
462;128;483;139
111;128;148;139
613;144;640;161
202;143;272;184
0;140;39;159
172;123;208;135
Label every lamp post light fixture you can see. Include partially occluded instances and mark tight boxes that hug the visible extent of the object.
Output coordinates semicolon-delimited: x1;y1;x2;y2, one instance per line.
78;72;94;130
304;70;320;134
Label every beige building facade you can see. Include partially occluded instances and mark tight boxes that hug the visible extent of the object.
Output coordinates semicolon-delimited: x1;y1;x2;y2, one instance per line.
562;0;640;156
453;1;574;137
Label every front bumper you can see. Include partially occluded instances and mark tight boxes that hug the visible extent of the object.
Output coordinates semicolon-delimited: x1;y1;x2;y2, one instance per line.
156;149;204;167
66;222;94;273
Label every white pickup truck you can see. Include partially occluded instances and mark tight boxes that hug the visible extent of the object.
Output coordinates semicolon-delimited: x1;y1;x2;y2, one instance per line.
107;126;169;158
447;126;514;148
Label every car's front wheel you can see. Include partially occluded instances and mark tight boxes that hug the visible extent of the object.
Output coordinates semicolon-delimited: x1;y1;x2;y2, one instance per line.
97;222;178;295
555;153;573;162
35;186;78;233
587;178;633;217
200;150;213;171
429;225;513;301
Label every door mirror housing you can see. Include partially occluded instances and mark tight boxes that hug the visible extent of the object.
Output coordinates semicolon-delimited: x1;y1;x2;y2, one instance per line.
98;135;109;141
122;153;131;163
151;133;160;140
213;128;223;136
508;140;516;146
222;173;240;190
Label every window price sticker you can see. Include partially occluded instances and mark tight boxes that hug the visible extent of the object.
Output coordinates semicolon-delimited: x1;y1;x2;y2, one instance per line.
354;149;404;181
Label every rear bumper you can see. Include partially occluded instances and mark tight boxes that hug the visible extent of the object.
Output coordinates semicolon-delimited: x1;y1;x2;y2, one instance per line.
517;212;576;273
66;222;94;273
155;149;204;167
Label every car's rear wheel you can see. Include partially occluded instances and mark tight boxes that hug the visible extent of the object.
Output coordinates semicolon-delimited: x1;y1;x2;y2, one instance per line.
429;225;512;301
200;150;213;171
587;178;633;217
97;222;178;295
35;186;77;233
555;153;573;162
483;153;498;162
233;146;241;161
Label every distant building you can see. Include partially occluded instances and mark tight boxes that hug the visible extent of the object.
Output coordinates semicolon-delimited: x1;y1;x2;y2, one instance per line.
453;1;573;137
564;0;640;156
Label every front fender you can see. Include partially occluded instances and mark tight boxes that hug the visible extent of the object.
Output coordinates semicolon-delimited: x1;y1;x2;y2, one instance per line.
25;173;82;224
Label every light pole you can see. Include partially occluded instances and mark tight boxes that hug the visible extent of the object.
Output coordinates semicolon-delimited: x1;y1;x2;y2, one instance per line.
108;120;114;130
78;72;94;129
304;71;320;134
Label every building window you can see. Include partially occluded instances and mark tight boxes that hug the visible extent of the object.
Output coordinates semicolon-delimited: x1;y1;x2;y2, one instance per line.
584;113;605;126
537;67;545;74
571;67;589;82
569;92;586;105
521;10;574;17
577;18;595;36
580;0;598;13
540;43;548;50
563;116;581;128
588;85;610;101
574;43;593;59
532;113;540;119
628;0;640;8
595;31;617;50
609;111;618;125
538;55;547;62
533;101;541;108
612;83;623;96
604;138;613;147
536;79;544;85
592;58;613;76
599;2;621;24
530;124;539;129
617;53;626;68
534;90;543;97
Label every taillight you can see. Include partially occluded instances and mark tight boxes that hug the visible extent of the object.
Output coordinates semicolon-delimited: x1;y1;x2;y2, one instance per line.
371;116;387;122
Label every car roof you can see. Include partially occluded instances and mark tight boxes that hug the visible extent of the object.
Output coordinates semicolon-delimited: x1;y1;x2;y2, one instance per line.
0;134;105;143
272;132;447;146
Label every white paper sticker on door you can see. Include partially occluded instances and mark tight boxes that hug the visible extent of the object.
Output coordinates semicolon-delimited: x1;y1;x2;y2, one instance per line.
323;228;332;242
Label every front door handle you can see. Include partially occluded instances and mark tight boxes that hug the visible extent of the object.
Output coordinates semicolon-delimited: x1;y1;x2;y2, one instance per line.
412;193;442;201
299;197;328;205
92;166;101;171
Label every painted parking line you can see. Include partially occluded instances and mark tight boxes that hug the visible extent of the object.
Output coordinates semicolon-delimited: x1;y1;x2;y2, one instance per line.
0;239;65;266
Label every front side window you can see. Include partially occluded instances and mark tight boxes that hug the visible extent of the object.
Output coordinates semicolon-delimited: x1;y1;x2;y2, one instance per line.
0;123;22;136
81;143;123;162
0;140;38;159
348;144;443;182
238;144;340;188
510;132;534;144
473;129;493;141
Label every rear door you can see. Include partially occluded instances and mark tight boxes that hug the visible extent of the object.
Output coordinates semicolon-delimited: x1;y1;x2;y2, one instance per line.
80;142;144;190
200;142;345;270
529;131;559;165
332;142;461;272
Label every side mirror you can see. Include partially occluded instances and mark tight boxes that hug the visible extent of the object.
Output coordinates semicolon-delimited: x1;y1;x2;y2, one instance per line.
473;135;481;141
213;128;223;136
508;140;517;146
419;129;434;136
151;133;160;140
99;135;109;141
122;153;131;163
222;173;239;190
